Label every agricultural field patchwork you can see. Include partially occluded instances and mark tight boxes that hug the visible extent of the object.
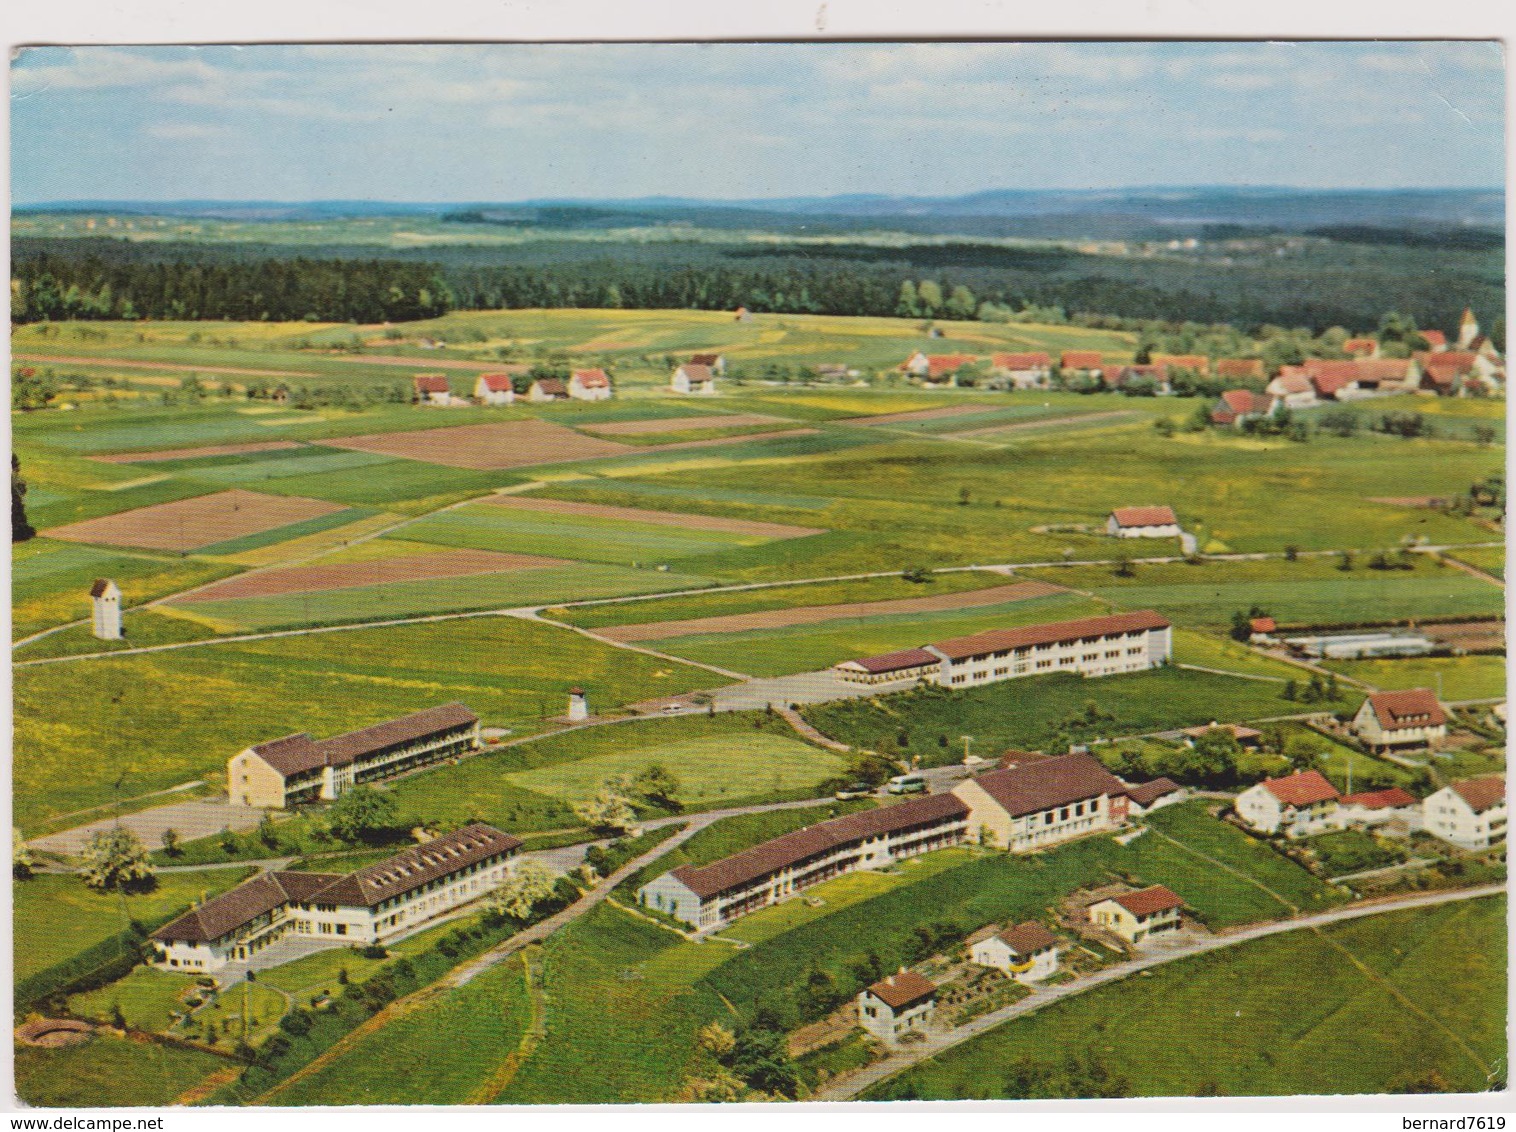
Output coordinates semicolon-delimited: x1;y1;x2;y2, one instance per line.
323;419;635;470
43;488;348;553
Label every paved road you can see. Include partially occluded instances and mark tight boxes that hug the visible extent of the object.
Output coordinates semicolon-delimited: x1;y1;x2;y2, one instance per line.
815;882;1506;1100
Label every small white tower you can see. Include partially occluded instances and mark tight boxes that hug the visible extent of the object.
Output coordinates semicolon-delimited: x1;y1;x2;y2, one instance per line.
567;687;589;722
1459;308;1480;350
91;578;123;640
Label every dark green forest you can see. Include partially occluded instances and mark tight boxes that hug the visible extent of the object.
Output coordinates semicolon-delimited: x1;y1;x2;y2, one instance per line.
10;229;1505;337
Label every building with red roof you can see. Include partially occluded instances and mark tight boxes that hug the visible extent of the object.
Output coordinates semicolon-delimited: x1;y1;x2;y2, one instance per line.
1088;885;1185;944
1106;506;1180;537
859;969;938;1045
971;920;1062;981
568;368;613;401
1235;769;1341;838
1060;350;1104;373
1266;369;1318;408
1424;775;1506;850
1421;329;1447;350
1337;787;1419;830
952;752;1133;852
1211;389;1276;427
833;647;943;685
1342;338;1379;358
413;374;452;404
990;352;1053;389
1353;688;1448;751
1215;358;1265;380
473;370;523;405
1151;353;1210;375
920;353;979;384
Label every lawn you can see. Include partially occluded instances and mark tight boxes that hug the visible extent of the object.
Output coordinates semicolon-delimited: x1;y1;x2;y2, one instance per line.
69;966;286;1043
13;867;255;980
803;667;1304;768
1446;544;1504;579
14;1030;230;1108
1169;628;1303;680
504;732;847;807
1321;654;1507;702
13;608;225;661
650;591;1106;676
174;563;717;631
13;617;722;830
866;895;1506;1099
272;952;535;1105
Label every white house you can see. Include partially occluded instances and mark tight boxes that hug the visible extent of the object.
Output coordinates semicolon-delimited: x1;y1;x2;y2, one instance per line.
671;363;718;395
1235;769;1340;838
568;369;613;401
1266;371;1319;409
90;578;123;640
1123;777;1186;816
1422;776;1506;851
413;374;451;405
899;351;931;378
858;970;936;1046
989;352;1053;390
1106;506;1180;538
1335;787;1420;831
1088;885;1184;944
1351;689;1448;753
687;352;726;376
150;824;522;970
527;378;569;403
971;921;1060;982
474;372;517;405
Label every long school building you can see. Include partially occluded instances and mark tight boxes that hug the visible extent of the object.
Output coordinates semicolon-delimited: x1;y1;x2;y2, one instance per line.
229;703;480;809
637;794;970;930
150;823;522;970
833;611;1172;688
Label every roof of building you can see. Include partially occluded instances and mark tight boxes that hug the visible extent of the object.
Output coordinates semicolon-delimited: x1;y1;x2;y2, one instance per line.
476;373;517;392
1180;722;1262;741
311;823;523;909
1270;371;1315;395
248;703;478;777
926;354;978;377
1109;505;1178;528
1061;351;1104;369
1259;769;1340;807
866;969;936;1010
1422;330;1448;346
1250;616;1277;634
533;378;569;396
1302;359;1360;396
1152;353;1209;371
839;647;941;675
1353;358;1415;382
90;578;117;597
1125;777;1183;807
1366;688;1447;730
997;920;1059;956
959;752;1129;819
676;363;715;383
414;375;450;393
997;749;1051;770
1106;885;1184;916
1343;338;1378;354
1216;358;1264;378
666;793;969;899
992;352;1051;370
1219;389;1271;415
1340;787;1418;811
1449;775;1505;814
930;610;1171;663
151;871;343;944
688;353;723;366
573;369;612;388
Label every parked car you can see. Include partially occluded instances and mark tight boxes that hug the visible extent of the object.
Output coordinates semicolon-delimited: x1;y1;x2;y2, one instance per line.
887;774;927;795
834;782;875;800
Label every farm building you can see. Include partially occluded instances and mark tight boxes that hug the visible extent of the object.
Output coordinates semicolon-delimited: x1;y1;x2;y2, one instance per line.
228;702;480;809
569;369;613;401
1248;616;1278;643
833;647;942;685
636;793;969;930
1265;371;1318;409
989;352;1052;389
150;823;521;970
1123;777;1186;816
1211;389;1277;427
1215;358;1265;381
1422;776;1506;850
1088;886;1185;944
90;578;122;640
527;378;570;403
1151;353;1210;375
413;374;451;405
928;610;1172;688
1351;688;1448;752
1100;362;1169;394
1336;787;1420;830
858;970;937;1046
971;921;1061;982
1235;769;1340;838
917;354;978;386
1282;630;1433;660
899;351;931;377
687;352;726;376
474;372;518;405
1106;506;1180;538
1060;351;1104;375
951;752;1132;852
1343;338;1380;358
671;363;718;395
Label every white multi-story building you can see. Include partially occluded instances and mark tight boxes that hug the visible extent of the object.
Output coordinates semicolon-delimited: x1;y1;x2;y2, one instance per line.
637;793;969;931
926;611;1172;689
150;824;522;970
1423;776;1506;850
951;752;1133;853
1352;689;1449;752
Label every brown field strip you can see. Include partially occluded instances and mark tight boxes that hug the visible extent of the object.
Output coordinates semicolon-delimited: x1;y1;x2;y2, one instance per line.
1422;619;1506;651
482;494;826;538
655;427;820;450
322;420;635;470
953;409;1140;437
93;440;305;464
595;579;1069;642
836;404;992;426
172;548;573;604
582;412;786;435
44;488;346;552
13;353;319;379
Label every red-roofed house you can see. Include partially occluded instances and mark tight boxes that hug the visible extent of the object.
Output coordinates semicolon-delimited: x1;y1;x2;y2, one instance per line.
1249;616;1278;642
1152;353;1210;375
473;371;522;405
1417;350;1481;395
1352;688;1448;751
1100;362;1168;393
971;921;1061;981
1336;787;1419;830
1088;885;1184;944
1060;350;1104;374
1421;329;1448;351
1423;776;1506;850
1123;777;1186;815
921;354;979;386
990;352;1052;390
1215;358;1265;381
1211;389;1277;427
1302;359;1363;400
1266;369;1319;409
568;369;613;401
859;969;937;1044
413;374;451;405
1106;506;1180;538
1343;338;1379;358
527;377;569;403
900;351;931;377
1235;770;1341;838
671;363;718;396
687;352;726;375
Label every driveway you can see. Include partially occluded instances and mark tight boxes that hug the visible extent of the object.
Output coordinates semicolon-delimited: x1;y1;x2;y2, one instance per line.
32;798;266;856
710;668;899;711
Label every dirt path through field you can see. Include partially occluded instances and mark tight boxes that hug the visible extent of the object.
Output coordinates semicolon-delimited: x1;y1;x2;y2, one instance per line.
595;579;1067;642
953;409;1140;438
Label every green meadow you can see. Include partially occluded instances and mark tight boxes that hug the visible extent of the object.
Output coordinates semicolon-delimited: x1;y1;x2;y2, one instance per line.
14;1031;229;1108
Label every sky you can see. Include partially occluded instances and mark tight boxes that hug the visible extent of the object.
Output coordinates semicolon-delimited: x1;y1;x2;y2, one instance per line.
9;41;1507;203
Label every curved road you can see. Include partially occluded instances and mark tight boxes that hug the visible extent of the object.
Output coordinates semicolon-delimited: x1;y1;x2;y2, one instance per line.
815;882;1506;1100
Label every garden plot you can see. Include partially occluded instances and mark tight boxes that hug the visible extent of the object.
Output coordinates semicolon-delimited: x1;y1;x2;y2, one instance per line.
43;488;347;552
323;419;634;470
